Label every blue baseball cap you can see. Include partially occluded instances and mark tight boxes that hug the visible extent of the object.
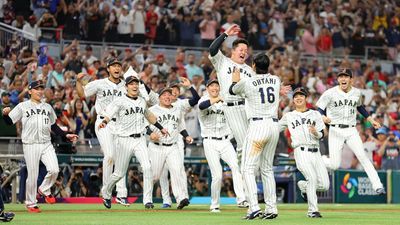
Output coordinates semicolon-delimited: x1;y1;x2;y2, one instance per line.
28;80;45;90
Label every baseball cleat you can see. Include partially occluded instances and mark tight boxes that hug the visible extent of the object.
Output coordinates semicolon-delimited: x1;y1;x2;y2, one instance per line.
307;211;322;218
116;197;130;206
145;202;154;209
262;213;278;220
161;203;171;208
177;198;189;210
26;205;41;213
0;211;15;222
38;189;56;204
376;188;386;195
102;198;111;209
237;200;249;208
210;208;221;213
242;210;261;220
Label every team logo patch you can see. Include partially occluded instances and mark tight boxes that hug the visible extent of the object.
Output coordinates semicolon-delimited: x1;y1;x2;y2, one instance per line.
340;173;358;198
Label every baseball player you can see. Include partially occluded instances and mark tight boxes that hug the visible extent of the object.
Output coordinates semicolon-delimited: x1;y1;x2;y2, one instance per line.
198;79;247;212
279;87;329;218
0;185;14;221
229;53;289;220
76;58;130;205
208;24;253;165
316;69;385;194
2;80;78;213
148;88;193;210
159;78;200;208
98;75;168;209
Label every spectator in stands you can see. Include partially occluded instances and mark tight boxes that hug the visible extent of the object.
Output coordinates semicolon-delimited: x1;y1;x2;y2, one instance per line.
63;46;85;74
52;172;69;198
145;3;158;45
0;91;17;137
378;132;400;170
103;8;119;42
199;10;217;48
316;27;332;54
47;61;64;88
63;3;81;40
184;54;204;80
69;98;89;140
152;53;170;79
66;169;87;197
301;24;317;56
127;166;143;196
118;5;133;43
132;3;146;44
82;45;98;67
85;3;104;42
38;11;58;43
22;15;41;39
11;13;25;29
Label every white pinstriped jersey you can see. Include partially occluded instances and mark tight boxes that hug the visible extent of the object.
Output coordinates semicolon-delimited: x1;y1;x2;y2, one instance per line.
8;100;56;144
279;109;326;148
209;51;253;102
149;105;185;144
102;95;148;136
316;86;362;126
84;78;126;115
232;74;281;119
198;96;230;138
173;98;191;112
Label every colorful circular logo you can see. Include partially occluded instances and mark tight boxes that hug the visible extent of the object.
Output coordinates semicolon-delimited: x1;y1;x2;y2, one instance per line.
340;173;358;198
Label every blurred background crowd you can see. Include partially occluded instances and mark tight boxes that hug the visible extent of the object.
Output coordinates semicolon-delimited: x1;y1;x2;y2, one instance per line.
0;0;399;201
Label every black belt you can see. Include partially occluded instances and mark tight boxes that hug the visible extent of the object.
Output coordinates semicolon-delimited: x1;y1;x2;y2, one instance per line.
252;118;278;122
99;116;116;122
204;135;229;140
300;147;318;153
154;142;174;147
226;101;245;107
331;124;355;128
129;133;142;138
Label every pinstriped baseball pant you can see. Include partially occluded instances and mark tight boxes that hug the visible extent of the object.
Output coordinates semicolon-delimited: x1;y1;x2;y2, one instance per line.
102;136;152;204
203;138;246;209
95;119;127;198
159;137;188;205
223;104;248;164
326;127;383;190
149;142;186;204
24;142;59;206
294;147;329;213
242;119;279;214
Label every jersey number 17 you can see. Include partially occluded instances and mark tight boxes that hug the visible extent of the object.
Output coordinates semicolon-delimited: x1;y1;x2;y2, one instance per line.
258;87;275;104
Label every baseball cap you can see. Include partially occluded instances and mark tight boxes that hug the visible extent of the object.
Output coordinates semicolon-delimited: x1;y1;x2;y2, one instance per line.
158;88;172;96
29;15;36;21
376;128;388;135
1;91;10;97
28;80;45;90
337;68;353;77
169;82;180;89
206;79;219;87
125;75;139;85
293;87;308;97
85;45;92;51
107;57;122;67
156;53;164;60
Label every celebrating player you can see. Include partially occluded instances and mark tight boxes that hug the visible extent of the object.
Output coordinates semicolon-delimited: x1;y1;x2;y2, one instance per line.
229;53;289;220
208;24;253;165
279;87;329;218
76;58;130;206
316;69;385;194
98;75;168;209
198;79;248;212
148;88;193;210
2;80;78;213
158;78;200;208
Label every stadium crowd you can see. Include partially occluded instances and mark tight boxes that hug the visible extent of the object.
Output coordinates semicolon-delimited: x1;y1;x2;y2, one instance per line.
0;0;399;201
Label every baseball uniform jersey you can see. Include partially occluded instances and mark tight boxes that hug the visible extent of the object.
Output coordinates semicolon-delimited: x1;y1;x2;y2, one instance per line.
279;109;329;213
8;100;59;207
198;95;246;210
316;86;383;191
231;73;281;214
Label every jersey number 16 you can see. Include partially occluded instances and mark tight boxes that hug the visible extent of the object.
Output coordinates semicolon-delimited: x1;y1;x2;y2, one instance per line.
258;87;275;104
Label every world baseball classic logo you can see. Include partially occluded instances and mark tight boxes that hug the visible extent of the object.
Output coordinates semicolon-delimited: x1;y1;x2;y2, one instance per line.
340;173;358;198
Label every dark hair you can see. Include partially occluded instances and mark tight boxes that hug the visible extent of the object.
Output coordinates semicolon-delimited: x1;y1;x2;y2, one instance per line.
253;53;270;74
232;38;249;49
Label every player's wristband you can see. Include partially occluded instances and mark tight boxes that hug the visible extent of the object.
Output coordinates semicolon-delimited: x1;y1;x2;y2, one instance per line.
180;129;189;138
146;126;153;135
154;122;164;130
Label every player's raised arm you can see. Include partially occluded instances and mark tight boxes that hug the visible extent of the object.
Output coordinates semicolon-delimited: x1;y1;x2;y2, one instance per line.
209;24;240;57
76;72;86;98
180;77;201;107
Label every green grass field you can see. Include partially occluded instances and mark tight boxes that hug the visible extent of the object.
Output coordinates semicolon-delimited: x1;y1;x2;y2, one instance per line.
4;203;400;225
